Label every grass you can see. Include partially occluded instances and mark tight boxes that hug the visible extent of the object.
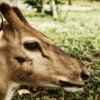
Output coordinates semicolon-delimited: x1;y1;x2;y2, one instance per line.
13;2;100;100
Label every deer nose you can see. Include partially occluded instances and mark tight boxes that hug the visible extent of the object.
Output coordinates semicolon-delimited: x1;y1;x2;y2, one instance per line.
80;71;90;83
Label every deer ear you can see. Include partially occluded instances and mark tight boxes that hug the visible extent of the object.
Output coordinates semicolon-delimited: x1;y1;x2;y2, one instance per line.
0;3;24;31
12;7;28;24
0;13;3;31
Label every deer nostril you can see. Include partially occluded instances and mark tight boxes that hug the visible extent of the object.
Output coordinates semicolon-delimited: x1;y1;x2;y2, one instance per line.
81;72;90;83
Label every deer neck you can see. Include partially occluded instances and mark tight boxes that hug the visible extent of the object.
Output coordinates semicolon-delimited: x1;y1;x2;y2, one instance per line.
5;83;20;100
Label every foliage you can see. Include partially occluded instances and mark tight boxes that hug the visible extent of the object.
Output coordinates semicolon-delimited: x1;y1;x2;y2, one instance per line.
23;0;43;12
55;0;67;4
22;0;68;12
22;0;67;5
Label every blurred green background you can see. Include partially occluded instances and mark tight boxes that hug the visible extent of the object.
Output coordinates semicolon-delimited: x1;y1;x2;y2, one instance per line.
10;0;100;100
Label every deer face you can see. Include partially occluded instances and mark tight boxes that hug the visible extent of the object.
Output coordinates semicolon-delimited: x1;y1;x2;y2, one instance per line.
0;3;90;93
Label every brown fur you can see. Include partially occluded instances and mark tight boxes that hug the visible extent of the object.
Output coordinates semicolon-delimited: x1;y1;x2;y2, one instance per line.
0;3;90;100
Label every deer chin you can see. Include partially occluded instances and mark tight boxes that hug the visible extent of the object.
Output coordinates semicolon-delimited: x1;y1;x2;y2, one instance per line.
58;80;84;92
64;87;83;92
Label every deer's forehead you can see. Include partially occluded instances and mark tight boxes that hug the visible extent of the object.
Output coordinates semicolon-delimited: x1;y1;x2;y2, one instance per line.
2;22;14;37
21;30;53;45
2;23;46;41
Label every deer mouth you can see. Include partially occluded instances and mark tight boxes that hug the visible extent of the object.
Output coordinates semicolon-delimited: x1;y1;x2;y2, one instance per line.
58;80;84;92
59;80;84;88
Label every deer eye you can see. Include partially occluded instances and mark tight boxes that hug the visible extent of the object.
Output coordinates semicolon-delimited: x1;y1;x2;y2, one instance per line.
24;42;40;51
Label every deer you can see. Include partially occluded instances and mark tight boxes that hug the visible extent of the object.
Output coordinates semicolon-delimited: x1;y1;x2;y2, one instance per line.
0;3;90;100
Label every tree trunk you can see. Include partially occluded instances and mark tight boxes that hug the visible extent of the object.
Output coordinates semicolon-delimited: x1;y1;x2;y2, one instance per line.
51;0;58;19
37;1;43;12
68;0;72;5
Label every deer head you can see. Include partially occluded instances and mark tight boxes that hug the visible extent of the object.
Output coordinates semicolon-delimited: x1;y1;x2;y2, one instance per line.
0;3;90;100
